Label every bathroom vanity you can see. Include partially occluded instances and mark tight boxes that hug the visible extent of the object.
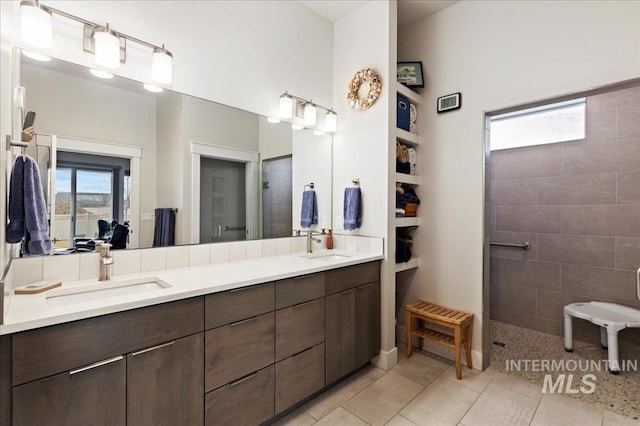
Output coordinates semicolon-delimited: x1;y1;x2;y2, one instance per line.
0;255;381;426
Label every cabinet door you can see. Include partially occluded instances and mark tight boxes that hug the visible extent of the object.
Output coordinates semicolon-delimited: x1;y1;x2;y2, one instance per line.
13;355;125;426
127;333;204;426
276;298;325;361
275;343;325;414
325;289;355;384
356;282;380;367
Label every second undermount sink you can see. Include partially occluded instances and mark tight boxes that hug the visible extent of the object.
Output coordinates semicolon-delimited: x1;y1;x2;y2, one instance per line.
45;276;172;306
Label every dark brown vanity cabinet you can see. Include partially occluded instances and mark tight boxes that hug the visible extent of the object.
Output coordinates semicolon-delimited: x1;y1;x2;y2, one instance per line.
325;262;381;385
9;297;204;426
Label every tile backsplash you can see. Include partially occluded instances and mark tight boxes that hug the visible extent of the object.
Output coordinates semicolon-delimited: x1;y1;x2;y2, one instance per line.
6;235;384;290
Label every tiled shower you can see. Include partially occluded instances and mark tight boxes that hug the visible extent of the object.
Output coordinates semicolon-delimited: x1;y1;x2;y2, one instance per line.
489;85;640;347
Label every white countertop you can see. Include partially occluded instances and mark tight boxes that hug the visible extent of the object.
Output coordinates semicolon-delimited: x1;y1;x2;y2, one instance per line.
1;250;382;335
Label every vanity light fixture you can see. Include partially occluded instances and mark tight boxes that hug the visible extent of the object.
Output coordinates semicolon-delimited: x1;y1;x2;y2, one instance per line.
20;0;53;49
89;68;114;79
267;117;281;124
19;2;174;85
21;50;51;62
278;91;337;133
143;83;163;93
303;102;317;126
93;24;120;69
279;93;294;119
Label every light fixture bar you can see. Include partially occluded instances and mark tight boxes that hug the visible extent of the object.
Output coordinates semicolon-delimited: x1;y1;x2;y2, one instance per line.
280;92;334;115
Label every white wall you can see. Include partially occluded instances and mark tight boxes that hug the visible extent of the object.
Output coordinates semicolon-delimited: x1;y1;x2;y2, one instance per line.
398;0;640;364
259;116;292;161
1;0;13;312
21;64;158;247
13;1;334;119
332;0;397;368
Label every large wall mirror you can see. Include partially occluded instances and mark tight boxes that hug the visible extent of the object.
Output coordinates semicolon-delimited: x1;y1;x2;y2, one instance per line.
11;50;332;257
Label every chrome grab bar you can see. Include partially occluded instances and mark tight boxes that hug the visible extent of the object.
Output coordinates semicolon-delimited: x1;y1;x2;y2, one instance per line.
224;226;246;231
489;241;531;250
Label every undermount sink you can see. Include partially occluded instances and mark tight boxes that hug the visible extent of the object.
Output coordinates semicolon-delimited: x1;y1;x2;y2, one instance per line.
302;252;352;262
45;276;172;306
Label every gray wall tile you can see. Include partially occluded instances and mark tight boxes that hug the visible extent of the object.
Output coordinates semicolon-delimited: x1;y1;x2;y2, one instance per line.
492;258;561;291
537;234;615;267
490;178;538;205
495;205;561;234
615;237;640;271
490;231;537;260
493;146;562;179
491;307;563;336
490;283;537;316
536;290;591;321
585;108;616;143
536;174;616;205
617;106;640;140
587;86;640;111
561;264;640;306
562;140;640;175
560;205;640;237
617;172;640;204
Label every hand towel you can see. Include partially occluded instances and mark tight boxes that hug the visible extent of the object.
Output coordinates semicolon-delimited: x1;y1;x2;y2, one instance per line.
408;148;417;165
7;156;52;255
153;208;176;247
300;190;318;228
343;187;362;231
409;122;416;134
410;103;417;123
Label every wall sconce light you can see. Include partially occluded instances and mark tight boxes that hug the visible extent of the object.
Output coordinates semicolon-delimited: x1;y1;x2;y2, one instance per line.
20;0;53;49
277;91;337;133
20;1;174;85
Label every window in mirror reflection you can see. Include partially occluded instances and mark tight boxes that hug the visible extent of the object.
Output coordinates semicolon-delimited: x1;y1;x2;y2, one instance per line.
53;152;130;252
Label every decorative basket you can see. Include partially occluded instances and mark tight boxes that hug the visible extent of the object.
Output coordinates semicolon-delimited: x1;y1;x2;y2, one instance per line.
404;203;418;217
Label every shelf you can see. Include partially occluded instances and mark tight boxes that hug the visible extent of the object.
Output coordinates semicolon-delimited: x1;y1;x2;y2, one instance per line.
396;82;421;104
395;173;420;185
396;128;420;146
396;217;420;227
395;257;419;273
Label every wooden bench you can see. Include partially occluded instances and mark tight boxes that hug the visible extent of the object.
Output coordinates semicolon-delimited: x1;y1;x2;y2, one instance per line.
406;300;474;379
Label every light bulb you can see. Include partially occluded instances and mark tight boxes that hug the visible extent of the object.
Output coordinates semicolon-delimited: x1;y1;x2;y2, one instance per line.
313;130;325;136
94;25;120;69
304;103;317;126
144;83;163;93
152;46;173;85
267;117;280;124
20;1;52;49
89;68;114;79
325;110;337;132
22;50;51;62
279;94;293;119
291;124;304;130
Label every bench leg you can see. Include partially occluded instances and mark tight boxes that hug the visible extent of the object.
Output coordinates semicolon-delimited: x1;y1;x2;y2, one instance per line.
454;325;462;380
607;329;620;374
600;327;608;349
417;318;425;350
564;313;573;352
406;311;412;359
464;323;473;370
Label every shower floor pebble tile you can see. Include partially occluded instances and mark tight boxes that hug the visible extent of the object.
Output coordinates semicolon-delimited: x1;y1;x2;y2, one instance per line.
274;333;639;425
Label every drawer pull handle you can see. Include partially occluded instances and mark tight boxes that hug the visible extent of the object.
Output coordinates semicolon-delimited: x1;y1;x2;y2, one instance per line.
341;289;356;296
230;286;252;293
229;372;259;387
293;299;316;310
69;355;123;375
131;341;175;357
229;316;258;327
292;346;314;359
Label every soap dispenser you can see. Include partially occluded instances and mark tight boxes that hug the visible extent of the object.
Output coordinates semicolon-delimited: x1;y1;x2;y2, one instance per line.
326;229;333;250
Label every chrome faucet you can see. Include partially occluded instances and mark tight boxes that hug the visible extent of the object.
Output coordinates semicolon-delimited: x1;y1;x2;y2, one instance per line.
98;243;114;281
306;232;322;254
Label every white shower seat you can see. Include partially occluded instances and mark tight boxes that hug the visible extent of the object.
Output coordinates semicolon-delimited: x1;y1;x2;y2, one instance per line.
564;302;640;374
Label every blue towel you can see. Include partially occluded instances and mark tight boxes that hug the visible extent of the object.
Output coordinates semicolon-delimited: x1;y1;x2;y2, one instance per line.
343;187;362;231
7;156;52;256
300;190;318;228
153;208;176;247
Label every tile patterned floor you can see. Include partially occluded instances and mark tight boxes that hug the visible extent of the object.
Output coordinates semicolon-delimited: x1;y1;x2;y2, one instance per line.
274;348;640;426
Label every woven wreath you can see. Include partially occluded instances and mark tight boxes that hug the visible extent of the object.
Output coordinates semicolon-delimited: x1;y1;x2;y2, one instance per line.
347;68;382;111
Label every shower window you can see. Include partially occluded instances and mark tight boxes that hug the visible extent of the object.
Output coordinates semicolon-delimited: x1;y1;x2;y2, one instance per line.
489;98;586;151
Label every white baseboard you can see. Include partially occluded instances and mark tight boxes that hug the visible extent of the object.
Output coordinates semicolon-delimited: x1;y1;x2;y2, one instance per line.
372;346;398;370
396;325;483;371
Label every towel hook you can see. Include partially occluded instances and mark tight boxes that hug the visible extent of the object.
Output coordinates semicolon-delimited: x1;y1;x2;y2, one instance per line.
304;182;315;190
351;178;360;186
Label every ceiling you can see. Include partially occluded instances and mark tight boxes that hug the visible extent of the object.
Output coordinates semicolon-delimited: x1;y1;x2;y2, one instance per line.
301;0;459;26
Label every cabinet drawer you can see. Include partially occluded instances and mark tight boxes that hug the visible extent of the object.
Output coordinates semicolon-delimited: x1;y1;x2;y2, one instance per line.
13;354;126;426
326;262;380;295
205;283;274;329
205;365;274;426
276;298;325;362
275;343;325;414
275;272;325;309
12;297;204;386
205;312;274;392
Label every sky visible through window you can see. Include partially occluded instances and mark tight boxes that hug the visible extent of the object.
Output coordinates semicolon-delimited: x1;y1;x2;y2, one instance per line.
56;169;112;194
